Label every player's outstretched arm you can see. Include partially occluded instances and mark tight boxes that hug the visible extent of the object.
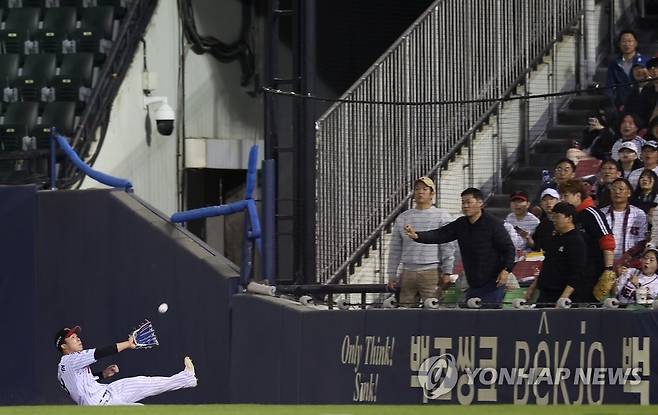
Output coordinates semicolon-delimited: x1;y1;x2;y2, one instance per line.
93;336;136;360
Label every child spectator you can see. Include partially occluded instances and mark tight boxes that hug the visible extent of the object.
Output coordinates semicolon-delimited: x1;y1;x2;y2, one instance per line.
614;247;658;304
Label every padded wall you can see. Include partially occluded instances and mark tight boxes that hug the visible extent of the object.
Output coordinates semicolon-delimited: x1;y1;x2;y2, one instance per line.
0;187;238;404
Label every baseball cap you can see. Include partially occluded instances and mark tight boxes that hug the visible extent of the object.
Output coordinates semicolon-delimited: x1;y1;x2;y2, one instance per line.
644;244;658;257
540;188;560;200
414;176;435;192
55;326;81;350
632;62;646;69
646;57;658;70
643;140;658;150
618;141;638;154
509;190;528;202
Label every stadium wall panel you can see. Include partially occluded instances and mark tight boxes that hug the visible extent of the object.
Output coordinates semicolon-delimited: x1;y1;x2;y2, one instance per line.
231;294;658;405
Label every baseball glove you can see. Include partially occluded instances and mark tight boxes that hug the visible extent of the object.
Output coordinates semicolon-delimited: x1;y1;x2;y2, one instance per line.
131;319;159;349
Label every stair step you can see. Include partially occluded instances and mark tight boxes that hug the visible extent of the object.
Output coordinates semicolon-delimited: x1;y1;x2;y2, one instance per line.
529;152;564;166
568;95;608;110
487;194;512;208
508;166;545;180
485;207;510;221
558;109;592;125
503;179;543;197
533;138;571;153
546;125;585;140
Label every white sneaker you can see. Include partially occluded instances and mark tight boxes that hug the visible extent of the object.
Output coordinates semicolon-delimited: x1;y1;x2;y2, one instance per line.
184;356;195;377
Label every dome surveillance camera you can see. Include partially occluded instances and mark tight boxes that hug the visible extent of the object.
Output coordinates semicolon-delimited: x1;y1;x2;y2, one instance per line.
144;96;175;136
154;102;175;136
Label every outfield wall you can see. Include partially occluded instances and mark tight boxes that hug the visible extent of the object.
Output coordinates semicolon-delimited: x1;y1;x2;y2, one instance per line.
230;294;658;405
0;186;238;405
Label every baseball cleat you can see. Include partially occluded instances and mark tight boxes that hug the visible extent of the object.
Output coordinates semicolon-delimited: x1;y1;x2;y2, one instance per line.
184;356;195;376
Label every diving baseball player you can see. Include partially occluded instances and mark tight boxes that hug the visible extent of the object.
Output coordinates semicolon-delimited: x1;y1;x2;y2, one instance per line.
56;326;197;405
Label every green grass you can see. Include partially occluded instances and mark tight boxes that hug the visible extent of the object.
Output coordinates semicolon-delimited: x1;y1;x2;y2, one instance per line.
0;405;653;415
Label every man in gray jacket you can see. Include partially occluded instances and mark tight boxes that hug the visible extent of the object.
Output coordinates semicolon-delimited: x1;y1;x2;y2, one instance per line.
387;176;455;306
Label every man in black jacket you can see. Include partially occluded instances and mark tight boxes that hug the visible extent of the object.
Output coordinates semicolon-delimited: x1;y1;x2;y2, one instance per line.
404;188;516;306
525;202;586;305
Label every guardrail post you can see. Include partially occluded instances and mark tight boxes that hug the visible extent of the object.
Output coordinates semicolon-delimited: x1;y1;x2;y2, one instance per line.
49;131;57;190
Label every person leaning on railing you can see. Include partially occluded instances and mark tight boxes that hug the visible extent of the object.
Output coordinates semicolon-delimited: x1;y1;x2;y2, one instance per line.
386;177;455;307
558;179;616;302
524;202;586;306
404;188;515;308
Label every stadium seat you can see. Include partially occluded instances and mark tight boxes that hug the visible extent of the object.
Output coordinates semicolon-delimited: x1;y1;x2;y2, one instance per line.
72;6;114;60
574;158;602;178
0;8;40;54
52;52;93;104
34;7;76;56
511;260;542;285
0;53;19;89
0;101;38;151
32;101;76;148
15;53;56;101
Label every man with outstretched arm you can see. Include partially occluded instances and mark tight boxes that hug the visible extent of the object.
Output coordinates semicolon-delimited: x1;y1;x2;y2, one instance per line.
404;187;516;307
56;325;197;405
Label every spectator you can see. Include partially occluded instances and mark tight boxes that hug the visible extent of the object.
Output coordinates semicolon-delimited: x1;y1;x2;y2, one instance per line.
505;190;540;252
628;140;658;188
386;177;455;307
534;158;576;204
613;246;658;305
404;188;515;307
610;113;646;161
596;159;623;208
566;113;615;163
631;169;658;213
600;178;647;263
524;202;586;305
624;63;650;121
529;188;559;252
559;179;616;302
606;30;647;112
617;141;643;178
637;57;658;127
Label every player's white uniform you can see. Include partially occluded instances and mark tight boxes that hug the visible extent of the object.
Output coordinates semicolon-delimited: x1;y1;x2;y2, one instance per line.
57;348;197;405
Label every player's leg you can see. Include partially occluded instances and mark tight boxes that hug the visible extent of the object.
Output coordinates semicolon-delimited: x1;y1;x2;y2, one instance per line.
106;357;197;404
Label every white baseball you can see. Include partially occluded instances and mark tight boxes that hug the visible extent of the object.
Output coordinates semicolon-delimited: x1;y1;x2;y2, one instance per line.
158;303;169;314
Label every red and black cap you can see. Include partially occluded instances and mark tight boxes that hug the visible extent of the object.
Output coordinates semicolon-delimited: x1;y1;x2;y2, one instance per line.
509;190;529;202
55;326;81;350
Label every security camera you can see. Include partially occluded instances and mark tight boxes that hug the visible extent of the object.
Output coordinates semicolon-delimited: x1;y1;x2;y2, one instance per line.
144;96;175;136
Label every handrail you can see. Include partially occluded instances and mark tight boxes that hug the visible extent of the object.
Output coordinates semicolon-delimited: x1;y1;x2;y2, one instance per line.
62;0;158;188
51;133;132;190
170;145;264;285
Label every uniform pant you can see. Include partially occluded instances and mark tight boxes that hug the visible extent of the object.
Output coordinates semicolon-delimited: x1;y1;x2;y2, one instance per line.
399;269;439;307
103;369;197;405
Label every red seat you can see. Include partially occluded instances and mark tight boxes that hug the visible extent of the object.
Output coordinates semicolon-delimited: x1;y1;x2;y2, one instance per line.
512;260;543;283
574;158;602;178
